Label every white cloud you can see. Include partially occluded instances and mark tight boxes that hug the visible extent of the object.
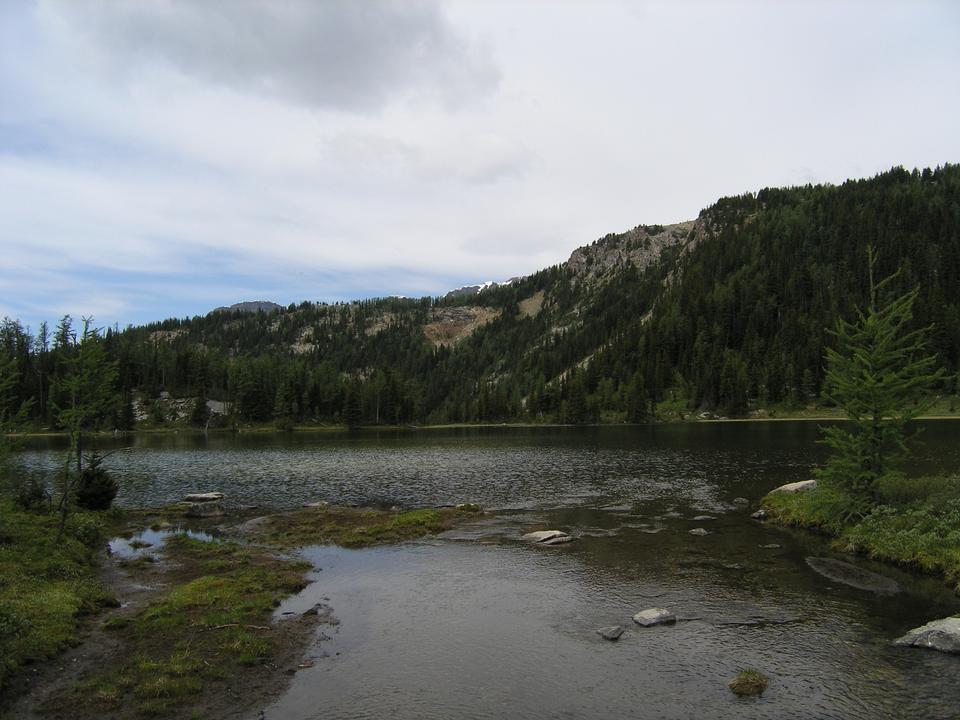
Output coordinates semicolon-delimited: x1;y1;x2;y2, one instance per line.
0;0;958;329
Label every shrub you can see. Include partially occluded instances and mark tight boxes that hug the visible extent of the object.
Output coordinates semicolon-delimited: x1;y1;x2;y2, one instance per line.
10;475;50;512
67;512;106;548
75;461;118;511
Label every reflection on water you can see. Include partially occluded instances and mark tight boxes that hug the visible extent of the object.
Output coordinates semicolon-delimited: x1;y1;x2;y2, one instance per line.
108;526;216;558
14;423;960;511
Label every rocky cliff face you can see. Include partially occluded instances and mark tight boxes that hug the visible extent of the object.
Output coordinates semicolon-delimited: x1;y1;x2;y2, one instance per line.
211;301;283;314
565;221;696;285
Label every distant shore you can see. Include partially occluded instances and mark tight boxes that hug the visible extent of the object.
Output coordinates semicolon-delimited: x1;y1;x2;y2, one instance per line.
7;409;960;439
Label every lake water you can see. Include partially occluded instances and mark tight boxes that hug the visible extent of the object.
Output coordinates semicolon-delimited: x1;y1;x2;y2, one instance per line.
14;422;960;719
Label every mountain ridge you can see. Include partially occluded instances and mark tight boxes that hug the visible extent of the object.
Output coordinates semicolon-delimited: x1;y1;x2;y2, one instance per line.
4;164;957;429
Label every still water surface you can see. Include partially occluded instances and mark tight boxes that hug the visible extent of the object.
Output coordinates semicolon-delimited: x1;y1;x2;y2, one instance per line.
15;423;960;719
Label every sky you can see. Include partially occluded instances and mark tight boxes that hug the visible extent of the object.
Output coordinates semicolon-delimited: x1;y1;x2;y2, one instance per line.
1;0;958;331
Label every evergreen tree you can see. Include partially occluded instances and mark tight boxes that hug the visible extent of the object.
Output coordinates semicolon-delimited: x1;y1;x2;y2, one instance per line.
53;319;119;536
817;248;946;513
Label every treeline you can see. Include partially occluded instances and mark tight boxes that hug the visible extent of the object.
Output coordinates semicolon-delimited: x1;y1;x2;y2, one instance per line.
1;165;958;430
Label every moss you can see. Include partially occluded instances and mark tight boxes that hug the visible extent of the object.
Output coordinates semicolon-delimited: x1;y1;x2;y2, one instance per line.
0;501;115;693
55;535;309;716
251;505;484;549
729;668;769;697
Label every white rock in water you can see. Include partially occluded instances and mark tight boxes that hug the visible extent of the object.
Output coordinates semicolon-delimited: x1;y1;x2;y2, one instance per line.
633;608;677;627
184;492;224;502
541;535;574;545
689;527;710;536
522;530;569;544
894;617;960;654
692;515;716;521
769;480;817;494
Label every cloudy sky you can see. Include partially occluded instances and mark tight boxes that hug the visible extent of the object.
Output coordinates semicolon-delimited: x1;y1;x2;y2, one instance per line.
2;0;958;330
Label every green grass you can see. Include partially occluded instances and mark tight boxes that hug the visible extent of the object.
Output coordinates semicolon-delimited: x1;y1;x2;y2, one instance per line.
0;501;117;693
252;505;483;549
763;475;960;592
59;535;310;716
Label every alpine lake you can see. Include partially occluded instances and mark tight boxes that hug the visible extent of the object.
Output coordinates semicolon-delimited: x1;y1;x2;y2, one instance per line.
15;421;960;720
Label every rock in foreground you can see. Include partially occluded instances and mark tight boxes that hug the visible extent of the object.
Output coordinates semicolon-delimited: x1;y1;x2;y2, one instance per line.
633;608;676;627
894;617;960;654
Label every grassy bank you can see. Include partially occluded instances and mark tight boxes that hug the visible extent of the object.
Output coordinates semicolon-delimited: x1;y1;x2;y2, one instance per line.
0;502;118;695
762;475;960;593
56;535;312;717
246;504;484;549
2;501;486;716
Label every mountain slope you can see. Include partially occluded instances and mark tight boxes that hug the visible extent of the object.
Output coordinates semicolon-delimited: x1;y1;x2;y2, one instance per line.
4;165;958;428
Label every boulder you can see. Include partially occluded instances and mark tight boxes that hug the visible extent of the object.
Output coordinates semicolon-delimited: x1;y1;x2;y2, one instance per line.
689;528;710;536
894;617;960;654
805;557;901;594
184;492;224;502
522;530;571;544
597;625;625;641
769;480;817;494
633;608;677;627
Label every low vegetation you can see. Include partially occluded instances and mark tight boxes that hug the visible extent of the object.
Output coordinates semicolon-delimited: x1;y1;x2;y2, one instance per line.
249;504;483;549
729;668;769;697
765;475;960;592
0;501;117;694
53;535;311;717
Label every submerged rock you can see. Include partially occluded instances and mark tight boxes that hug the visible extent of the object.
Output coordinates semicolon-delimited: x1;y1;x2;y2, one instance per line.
184;501;224;518
769;480;817;494
633;608;677;627
184;491;224;502
689;528;710;536
692;515;716;521
759;543;781;549
894;617;960;654
597;625;625;641
805;557;901;595
522;530;573;545
732;497;750;506
751;509;768;521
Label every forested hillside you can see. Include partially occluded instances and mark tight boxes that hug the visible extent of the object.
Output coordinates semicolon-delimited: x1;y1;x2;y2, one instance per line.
1;165;958;429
